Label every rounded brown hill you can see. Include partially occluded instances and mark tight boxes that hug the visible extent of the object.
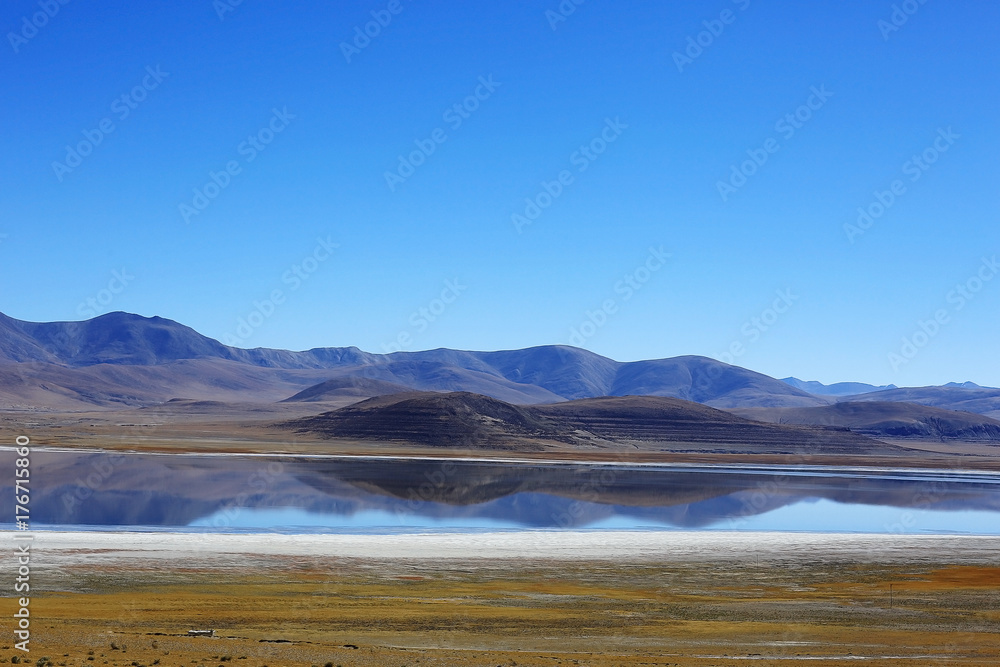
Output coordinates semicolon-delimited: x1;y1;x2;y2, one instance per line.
285;391;554;448
282;391;902;454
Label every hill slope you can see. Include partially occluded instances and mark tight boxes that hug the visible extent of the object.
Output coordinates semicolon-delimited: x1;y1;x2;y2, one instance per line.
613;356;825;407
281;376;415;402
0;311;377;369
282;391;899;455
839;387;1000;420
284;392;553;448
733;401;1000;441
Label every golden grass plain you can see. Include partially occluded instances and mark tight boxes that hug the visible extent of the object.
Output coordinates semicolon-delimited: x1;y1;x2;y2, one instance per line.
8;552;1000;667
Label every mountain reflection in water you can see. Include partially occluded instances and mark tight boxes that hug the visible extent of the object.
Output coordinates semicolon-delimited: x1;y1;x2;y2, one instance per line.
4;449;1000;532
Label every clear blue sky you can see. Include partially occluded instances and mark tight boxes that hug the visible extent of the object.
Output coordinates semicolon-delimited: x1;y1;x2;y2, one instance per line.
1;0;998;387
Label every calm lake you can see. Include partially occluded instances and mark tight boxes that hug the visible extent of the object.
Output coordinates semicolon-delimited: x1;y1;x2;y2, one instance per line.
4;448;1000;534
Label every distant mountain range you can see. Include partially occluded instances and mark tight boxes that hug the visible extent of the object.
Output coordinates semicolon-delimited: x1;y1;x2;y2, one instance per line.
781;377;897;396
2;311;999;425
0;311;823;410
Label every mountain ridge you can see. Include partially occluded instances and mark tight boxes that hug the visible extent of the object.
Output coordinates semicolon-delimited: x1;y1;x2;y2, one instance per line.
2;311;997;416
782;377;897;396
0;311;823;409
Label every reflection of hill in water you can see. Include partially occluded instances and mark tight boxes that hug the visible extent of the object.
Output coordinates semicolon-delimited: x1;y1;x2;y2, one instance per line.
4;450;1000;528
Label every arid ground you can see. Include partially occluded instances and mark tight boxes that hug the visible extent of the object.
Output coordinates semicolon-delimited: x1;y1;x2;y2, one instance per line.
6;531;1000;666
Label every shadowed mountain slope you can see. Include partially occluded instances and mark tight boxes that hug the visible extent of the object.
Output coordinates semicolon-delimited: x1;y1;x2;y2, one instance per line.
282;391;901;454
839;387;1000;420
281;376;415;402
732;401;1000;441
0;359;345;410
283;391;553;449
612;356;826;407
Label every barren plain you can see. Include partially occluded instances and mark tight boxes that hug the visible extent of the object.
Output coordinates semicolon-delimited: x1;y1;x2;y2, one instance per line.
6;531;1000;667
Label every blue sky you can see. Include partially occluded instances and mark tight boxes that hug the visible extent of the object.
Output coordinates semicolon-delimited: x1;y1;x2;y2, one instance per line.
1;0;998;387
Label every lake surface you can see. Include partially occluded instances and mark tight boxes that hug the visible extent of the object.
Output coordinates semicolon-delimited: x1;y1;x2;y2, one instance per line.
4;448;1000;534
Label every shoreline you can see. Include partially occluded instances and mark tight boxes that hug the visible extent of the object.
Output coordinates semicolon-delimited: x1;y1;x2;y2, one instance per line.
12;530;1000;665
13;529;1000;565
5;444;1000;477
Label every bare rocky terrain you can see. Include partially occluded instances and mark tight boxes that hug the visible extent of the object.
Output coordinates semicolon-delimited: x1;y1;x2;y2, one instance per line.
734;401;1000;441
281;391;908;455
